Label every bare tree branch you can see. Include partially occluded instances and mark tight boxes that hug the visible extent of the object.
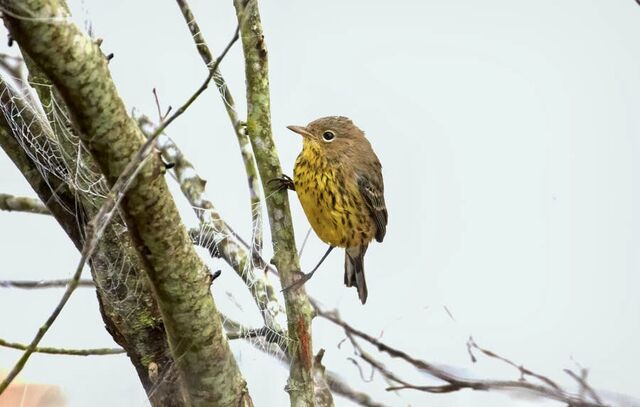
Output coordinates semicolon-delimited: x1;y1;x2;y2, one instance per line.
0;1;631;405
175;0;264;256
0;193;50;214
0;272;623;407
344;332;407;388
0;87;160;394
0;278;406;407
0;75;183;406
147;26;239;142
466;337;562;390
138;118;287;337
0;279;93;288
565;368;603;405
317;306;609;407
324;372;391;407
0;315;272;358
0;338;125;356
1;2;251;404
233;1;320;405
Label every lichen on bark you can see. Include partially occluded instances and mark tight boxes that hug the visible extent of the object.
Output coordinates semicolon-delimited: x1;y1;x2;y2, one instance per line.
1;1;251;405
0;77;184;406
233;1;330;406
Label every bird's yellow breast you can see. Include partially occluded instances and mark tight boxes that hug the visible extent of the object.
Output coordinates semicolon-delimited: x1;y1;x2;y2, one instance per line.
293;144;375;248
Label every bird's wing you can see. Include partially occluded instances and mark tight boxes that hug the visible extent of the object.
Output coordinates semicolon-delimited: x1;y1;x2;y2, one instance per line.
357;172;388;242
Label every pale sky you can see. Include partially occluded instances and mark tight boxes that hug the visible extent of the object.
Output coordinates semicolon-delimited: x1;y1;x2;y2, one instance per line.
1;1;639;406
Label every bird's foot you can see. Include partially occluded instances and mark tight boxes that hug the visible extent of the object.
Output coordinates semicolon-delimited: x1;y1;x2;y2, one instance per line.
281;271;313;293
268;174;295;192
281;245;334;293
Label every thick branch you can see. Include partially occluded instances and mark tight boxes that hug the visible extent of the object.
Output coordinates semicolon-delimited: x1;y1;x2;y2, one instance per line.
139;119;286;335
1;2;250;405
0;95;172;395
0;78;182;406
233;1;320;405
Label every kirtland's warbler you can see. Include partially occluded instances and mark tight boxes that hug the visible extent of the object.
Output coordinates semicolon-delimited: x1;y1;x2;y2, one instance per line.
273;116;387;304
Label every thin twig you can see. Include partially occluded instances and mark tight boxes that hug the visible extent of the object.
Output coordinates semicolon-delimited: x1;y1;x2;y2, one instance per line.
0;259;86;392
385;383;464;393
0;279;94;289
315;306;608;407
565;369;603;404
152;88;163;122
0;316;272;359
4;275;613;407
194;224;274;273
467;336;561;390
226;327;270;341
344;332;407;387
152;88;171;122
324;371;390;407
0;338;125;356
225;326;288;351
226;314;389;407
146;25;239;143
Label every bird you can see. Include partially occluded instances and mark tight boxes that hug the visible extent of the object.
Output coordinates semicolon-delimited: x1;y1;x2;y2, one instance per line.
270;116;387;304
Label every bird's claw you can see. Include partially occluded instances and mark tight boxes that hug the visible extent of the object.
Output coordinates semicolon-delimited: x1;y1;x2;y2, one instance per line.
281;272;312;293
268;174;295;192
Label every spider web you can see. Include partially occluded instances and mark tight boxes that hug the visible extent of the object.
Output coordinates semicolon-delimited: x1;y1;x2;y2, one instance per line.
1;62;292;401
0;70;154;314
0;6;295;399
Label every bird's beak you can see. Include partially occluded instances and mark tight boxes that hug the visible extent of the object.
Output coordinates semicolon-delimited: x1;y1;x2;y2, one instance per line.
287;125;312;138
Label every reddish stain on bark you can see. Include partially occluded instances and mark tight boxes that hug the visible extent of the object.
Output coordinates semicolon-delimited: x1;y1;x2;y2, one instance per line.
297;316;312;371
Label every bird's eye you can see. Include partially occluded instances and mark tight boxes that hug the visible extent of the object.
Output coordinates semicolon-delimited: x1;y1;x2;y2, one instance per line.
322;131;335;142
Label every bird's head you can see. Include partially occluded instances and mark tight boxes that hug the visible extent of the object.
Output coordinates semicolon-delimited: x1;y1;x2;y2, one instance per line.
287;116;366;159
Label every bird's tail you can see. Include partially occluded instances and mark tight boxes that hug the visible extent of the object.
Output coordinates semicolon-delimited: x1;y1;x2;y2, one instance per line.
344;245;368;304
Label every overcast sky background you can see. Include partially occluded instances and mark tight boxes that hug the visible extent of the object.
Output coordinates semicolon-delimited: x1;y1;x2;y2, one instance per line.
1;1;639;406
